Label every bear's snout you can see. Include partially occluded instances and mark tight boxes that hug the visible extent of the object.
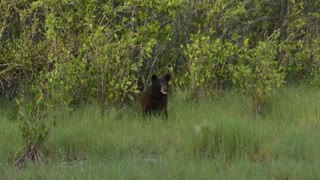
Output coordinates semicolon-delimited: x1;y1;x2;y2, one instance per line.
160;84;168;94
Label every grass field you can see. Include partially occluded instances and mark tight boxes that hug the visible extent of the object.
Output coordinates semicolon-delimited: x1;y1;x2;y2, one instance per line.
1;85;320;179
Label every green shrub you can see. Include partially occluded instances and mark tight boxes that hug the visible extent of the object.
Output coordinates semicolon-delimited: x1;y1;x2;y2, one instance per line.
230;40;285;115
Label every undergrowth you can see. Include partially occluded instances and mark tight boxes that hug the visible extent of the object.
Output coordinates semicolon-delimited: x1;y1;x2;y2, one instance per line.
0;85;320;179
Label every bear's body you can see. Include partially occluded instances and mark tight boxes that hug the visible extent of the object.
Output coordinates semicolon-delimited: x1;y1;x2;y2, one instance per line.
141;74;171;119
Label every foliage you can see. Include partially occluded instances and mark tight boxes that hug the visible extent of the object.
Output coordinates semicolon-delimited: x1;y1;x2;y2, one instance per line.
307;37;320;86
15;65;76;166
183;32;237;99
0;0;319;166
230;40;285;114
1;0;320;103
86;27;143;114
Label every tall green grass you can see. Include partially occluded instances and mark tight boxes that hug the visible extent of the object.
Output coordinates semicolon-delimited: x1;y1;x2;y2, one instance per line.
1;85;320;179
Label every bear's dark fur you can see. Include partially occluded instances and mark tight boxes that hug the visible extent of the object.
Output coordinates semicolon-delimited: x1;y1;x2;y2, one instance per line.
141;74;171;119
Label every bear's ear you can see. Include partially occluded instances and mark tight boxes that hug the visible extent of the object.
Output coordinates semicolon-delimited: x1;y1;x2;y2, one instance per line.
151;75;158;82
164;74;171;82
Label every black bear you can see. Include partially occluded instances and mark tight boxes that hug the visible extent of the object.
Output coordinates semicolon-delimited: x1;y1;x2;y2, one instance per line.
141;74;171;119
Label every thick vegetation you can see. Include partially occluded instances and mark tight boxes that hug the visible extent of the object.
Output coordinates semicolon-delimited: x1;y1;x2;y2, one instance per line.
0;0;319;171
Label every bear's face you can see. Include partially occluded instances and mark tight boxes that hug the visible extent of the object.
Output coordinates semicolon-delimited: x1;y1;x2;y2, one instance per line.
151;74;171;95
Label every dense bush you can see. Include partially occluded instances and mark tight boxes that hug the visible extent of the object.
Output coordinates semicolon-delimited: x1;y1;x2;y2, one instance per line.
0;0;319;165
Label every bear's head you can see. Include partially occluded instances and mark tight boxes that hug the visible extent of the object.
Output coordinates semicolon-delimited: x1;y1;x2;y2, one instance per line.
151;74;171;95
